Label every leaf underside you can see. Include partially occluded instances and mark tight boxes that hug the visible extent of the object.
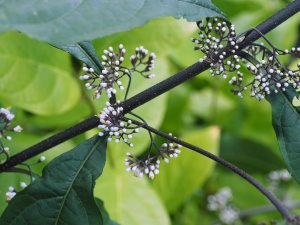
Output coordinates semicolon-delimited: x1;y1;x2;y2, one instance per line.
0;0;224;45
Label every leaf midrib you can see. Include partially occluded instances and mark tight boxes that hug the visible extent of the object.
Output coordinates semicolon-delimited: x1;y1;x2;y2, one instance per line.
54;138;102;225
75;43;102;72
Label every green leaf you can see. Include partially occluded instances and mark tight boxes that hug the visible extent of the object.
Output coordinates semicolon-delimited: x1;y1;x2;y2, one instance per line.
267;87;300;184
0;31;80;115
188;88;235;122
54;41;103;73
0;135;107;225
212;0;264;18
0;0;224;45
95;198;120;225
95;165;171;225
17;100;92;129
152;126;220;212
220;133;284;173
172;198;215;225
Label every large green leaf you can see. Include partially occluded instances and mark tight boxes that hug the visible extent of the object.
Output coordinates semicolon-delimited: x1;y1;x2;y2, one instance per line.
0;32;80;115
95;164;171;225
152;126;220;212
0;130;78;216
267;87;300;184
0;0;224;45
0;135;107;225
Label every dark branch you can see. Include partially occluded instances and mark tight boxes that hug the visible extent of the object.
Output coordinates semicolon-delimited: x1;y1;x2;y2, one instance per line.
0;1;299;173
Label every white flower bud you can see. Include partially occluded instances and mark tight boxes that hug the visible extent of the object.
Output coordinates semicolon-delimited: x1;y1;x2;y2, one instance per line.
20;182;27;188
13;125;23;133
8;186;14;192
39;156;46;162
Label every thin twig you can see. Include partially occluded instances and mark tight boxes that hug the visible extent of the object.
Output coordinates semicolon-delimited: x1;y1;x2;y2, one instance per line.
129;119;294;222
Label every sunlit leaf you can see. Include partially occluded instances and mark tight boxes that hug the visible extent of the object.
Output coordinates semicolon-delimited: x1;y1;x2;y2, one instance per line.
0;32;80;115
95;164;171;225
95;198;120;225
152;126;220;212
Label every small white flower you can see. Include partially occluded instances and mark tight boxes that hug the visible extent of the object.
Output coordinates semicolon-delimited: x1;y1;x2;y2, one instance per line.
6;191;16;201
6;136;12;141
20;182;27;189
39;156;46;162
8;186;14;192
13;125;23;133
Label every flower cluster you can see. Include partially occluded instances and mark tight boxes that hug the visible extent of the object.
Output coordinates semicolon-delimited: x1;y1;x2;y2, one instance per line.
80;44;156;99
0;108;22;161
268;169;291;183
5;182;28;202
124;141;182;179
5;186;16;201
233;45;300;100
193;17;300;100
130;46;156;78
124;152;160;179
207;187;239;224
193;18;239;79
98;102;139;147
207;187;232;211
219;206;239;224
81;44;182;180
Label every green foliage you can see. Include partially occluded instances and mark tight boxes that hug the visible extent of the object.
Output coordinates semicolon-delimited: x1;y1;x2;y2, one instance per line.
95;163;171;225
152;126;220;213
0;0;224;45
0;32;80;115
0;135;107;225
267;87;300;184
220;133;284;173
0;0;300;224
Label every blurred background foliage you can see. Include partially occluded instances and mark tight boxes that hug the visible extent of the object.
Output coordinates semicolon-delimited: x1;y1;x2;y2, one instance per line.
0;0;300;224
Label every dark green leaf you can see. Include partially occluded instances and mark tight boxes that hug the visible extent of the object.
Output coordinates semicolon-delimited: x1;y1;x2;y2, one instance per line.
54;41;103;73
267;87;300;184
0;0;224;45
220;133;285;173
0;135;107;225
95;198;120;225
